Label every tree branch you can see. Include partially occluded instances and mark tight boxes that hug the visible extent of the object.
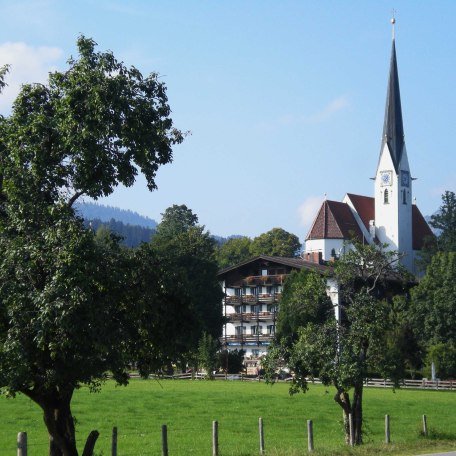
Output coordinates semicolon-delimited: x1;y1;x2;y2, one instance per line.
68;191;84;208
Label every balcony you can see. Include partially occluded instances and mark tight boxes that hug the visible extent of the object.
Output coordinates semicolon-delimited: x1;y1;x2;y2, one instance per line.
223;334;274;345
227;311;276;322
242;274;287;286
225;293;282;305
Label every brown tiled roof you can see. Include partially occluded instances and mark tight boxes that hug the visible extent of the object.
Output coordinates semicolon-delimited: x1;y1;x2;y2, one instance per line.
217;255;328;277
306;200;365;242
346;193;375;230
412;205;435;250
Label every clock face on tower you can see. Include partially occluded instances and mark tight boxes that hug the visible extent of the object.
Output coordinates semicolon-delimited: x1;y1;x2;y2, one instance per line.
380;171;392;187
401;170;410;188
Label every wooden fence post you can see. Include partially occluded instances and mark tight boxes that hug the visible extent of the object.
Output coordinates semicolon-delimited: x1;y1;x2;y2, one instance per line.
111;427;117;456
212;420;219;456
385;414;391;444
259;417;265;455
348;413;354;447
17;432;27;456
307;420;314;452
422;415;428;437
161;424;168;456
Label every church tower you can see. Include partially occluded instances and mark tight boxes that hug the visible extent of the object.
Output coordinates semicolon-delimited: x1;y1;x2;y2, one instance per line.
374;21;414;271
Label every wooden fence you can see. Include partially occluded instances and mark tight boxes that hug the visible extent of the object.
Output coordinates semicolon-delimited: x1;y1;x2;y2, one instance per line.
16;413;433;455
134;372;456;390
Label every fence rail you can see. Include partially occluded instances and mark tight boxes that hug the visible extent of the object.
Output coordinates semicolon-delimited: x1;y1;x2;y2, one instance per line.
127;372;455;390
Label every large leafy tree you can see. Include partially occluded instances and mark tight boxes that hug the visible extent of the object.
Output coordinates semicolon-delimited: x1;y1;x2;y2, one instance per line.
250;227;301;257
275;269;333;344
148;205;224;359
430;191;456;253
418;190;456;269
265;243;410;445
216;236;252;268
410;252;456;347
0;37;183;456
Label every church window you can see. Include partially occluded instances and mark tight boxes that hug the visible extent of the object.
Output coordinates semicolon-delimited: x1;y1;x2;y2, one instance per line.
384;189;389;204
402;189;407;205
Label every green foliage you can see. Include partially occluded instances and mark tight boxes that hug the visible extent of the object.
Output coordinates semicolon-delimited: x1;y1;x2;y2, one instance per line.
217;349;245;374
424;343;456;380
0;36;184;455
155;204;199;238
430;191;456;252
265;241;411;445
197;332;220;379
410;252;456;347
250;228;301;258
275;269;333;343
216;236;252;268
418;190;456;270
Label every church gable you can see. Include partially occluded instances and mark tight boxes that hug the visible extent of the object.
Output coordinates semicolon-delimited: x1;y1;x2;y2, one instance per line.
306;200;364;242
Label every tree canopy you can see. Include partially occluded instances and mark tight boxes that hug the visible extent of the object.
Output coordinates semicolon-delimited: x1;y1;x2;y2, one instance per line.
250;227;301;258
216;236;252;268
0;37;187;456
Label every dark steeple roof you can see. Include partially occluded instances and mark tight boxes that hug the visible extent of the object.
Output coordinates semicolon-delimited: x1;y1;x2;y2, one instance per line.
381;39;405;173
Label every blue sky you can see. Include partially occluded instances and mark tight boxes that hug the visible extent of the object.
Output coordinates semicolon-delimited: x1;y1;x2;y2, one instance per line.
0;1;455;239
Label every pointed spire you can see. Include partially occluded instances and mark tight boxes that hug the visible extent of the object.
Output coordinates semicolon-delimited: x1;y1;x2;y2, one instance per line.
381;19;405;172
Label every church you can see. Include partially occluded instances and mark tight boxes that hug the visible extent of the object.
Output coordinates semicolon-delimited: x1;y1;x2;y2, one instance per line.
304;24;433;276
217;24;433;359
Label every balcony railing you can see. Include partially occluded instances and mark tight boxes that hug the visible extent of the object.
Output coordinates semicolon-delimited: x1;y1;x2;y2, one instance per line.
242;274;287;286
225;293;282;305
227;311;276;322
223;334;274;344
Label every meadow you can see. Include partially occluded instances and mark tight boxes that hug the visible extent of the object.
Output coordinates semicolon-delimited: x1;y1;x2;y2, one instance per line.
1;379;456;455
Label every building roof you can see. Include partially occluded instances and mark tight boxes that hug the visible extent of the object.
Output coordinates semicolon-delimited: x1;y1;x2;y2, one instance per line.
346;193;375;230
381;39;405;173
217;254;328;278
306;200;365;242
412;205;435;250
306;194;433;251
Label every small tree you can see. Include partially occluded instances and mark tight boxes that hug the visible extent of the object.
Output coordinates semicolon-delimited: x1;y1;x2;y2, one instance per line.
265;242;409;445
197;332;219;379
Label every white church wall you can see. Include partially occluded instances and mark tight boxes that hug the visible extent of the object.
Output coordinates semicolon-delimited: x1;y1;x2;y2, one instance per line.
304;238;345;261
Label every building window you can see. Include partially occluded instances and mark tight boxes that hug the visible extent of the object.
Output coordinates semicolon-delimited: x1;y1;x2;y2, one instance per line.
267;304;277;313
234;288;241;296
235;305;246;314
402;189;407;205
384;189;389;204
267;325;275;335
250;287;258;295
251;325;263;335
261;269;268;276
235;326;246;335
252;349;260;357
251;305;258;313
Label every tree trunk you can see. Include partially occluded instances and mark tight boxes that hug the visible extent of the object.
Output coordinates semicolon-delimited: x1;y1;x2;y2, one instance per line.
352;382;363;445
334;389;352;445
22;388;79;456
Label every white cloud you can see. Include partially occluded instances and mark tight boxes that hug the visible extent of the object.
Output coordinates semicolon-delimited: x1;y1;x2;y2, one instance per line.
297;195;324;232
307;95;350;123
0;42;63;113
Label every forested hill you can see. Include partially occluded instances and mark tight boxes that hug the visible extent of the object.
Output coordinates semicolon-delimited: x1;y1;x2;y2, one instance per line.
74;202;157;228
85;218;155;247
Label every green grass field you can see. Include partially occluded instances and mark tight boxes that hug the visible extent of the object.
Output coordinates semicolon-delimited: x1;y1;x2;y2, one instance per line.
1;379;455;455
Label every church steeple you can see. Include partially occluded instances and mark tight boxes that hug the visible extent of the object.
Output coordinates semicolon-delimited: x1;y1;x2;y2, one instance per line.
381;34;405;173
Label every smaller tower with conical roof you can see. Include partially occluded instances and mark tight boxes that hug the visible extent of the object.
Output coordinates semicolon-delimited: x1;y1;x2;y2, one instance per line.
374;18;413;270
